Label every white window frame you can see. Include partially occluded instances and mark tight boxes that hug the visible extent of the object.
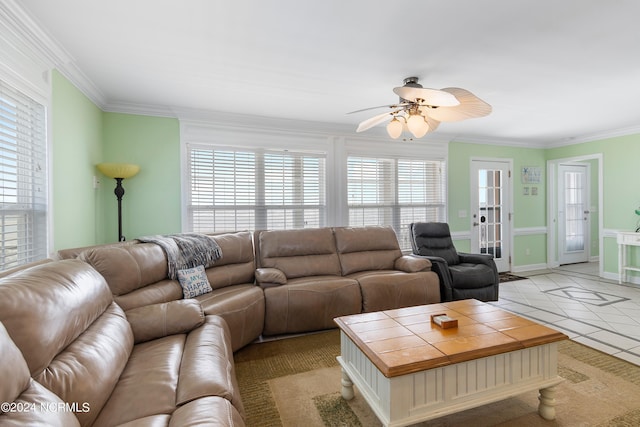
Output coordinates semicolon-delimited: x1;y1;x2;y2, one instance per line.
185;143;327;232
346;155;446;250
180;119;333;233
0;79;49;269
180;120;449;249
0;8;53;270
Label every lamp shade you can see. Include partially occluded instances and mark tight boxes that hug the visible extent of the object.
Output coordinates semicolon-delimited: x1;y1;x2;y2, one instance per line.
386;117;403;139
407;114;429;138
97;163;140;179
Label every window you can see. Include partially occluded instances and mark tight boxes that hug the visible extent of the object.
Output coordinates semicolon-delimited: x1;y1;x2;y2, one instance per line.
348;156;446;250
187;145;326;232
0;79;47;270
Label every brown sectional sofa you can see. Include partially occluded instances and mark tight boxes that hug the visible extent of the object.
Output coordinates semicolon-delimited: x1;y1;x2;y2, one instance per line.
0;259;245;426
76;231;264;352
255;226;440;335
0;225;440;426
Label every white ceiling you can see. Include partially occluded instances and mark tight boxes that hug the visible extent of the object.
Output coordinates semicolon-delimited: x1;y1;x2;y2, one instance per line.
18;0;640;146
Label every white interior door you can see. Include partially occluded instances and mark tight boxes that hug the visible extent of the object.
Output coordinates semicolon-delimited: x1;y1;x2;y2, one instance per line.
558;163;590;264
471;160;511;272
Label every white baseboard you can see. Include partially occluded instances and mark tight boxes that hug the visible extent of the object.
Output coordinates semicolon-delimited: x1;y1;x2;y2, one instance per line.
511;263;548;273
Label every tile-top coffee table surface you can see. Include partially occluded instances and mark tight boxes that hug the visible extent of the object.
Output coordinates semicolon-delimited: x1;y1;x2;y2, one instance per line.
335;299;567;378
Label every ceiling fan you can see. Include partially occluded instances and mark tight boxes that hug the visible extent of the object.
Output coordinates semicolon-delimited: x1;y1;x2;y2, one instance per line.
350;77;492;139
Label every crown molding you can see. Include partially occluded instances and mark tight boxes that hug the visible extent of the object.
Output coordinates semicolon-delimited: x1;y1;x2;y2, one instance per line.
547;124;640;148
10;1;640;148
2;0;107;107
446;134;549;148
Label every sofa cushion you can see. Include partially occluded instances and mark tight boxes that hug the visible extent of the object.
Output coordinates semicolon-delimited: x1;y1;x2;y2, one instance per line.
176;316;243;413
114;279;183;311
177;265;213;298
91;315;243;427
0;259;134;427
350;270;441;312
262;276;362;335
80;244;168;296
126;300;205;344
92;335;186;427
196;285;265;352
0;379;81;427
0;259;119;376
334;226;403;275
170;396;245;427
0;322;30;408
204;231;255;290
256;228;342;278
449;263;496;289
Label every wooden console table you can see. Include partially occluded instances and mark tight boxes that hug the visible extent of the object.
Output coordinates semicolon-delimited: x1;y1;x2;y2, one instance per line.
618;232;640;284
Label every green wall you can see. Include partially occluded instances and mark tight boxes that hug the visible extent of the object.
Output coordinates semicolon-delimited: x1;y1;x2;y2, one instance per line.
51;70;640;279
52;72;181;248
51;71;103;250
447;142;547;268
101;113;181;242
547;134;640;276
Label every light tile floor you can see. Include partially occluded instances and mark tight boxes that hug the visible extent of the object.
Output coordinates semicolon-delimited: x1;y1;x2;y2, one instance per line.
490;262;640;366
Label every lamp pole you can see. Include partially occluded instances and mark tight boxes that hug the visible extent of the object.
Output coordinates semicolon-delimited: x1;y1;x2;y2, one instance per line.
97;163;139;243
114;177;126;241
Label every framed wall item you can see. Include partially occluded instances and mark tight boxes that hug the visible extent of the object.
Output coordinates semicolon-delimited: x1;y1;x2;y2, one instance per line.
521;166;541;184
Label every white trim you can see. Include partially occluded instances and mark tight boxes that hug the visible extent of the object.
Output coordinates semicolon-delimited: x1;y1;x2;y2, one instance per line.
513;226;547;236
547;153;604;277
179;118;333;232
512;263;549;274
451;230;471;241
0;0;55;258
470;157;514;272
11;0;640;149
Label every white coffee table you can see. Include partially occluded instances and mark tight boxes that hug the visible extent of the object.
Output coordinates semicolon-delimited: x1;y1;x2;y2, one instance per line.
335;299;567;427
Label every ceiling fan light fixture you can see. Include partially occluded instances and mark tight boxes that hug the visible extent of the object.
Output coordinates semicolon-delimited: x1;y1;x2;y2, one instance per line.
407;113;429;138
351;77;490;139
386;117;403;139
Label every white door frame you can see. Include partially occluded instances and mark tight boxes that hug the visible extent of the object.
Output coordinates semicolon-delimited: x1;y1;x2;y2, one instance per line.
547;154;603;276
470;157;513;272
557;162;590;265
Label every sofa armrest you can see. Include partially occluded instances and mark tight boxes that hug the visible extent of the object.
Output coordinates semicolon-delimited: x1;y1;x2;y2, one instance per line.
458;252;499;283
394;255;431;272
458;252;495;266
126;300;205;344
410;254;454;302
255;267;287;288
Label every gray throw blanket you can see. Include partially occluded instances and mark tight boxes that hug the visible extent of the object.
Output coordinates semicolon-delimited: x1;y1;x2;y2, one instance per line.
138;233;223;280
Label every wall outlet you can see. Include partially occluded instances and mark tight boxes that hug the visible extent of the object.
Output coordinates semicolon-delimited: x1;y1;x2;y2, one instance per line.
93;175;100;189
525;248;531;256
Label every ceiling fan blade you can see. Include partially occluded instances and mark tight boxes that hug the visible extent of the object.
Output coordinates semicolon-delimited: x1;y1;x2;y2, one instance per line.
356;111;394;132
422;88;492;122
393;86;460;107
347;103;409;114
424;114;440;132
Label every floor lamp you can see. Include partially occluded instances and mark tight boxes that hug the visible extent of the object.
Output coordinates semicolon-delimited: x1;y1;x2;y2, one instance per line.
97;163;140;242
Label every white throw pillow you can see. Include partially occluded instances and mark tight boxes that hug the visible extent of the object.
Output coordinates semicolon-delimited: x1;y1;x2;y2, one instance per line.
177;265;212;298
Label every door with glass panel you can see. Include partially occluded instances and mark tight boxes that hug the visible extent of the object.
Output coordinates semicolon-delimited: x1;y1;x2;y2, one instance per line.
558;163;589;264
470;160;511;272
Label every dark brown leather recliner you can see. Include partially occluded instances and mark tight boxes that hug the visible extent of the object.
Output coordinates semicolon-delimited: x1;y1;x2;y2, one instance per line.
409;222;499;302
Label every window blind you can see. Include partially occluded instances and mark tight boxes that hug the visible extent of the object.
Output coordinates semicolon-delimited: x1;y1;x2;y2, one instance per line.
0;80;47;270
347;156;446;250
187;145;326;232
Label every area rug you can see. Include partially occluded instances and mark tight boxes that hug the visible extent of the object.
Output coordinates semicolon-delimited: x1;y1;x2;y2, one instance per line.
235;329;640;426
499;272;528;283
